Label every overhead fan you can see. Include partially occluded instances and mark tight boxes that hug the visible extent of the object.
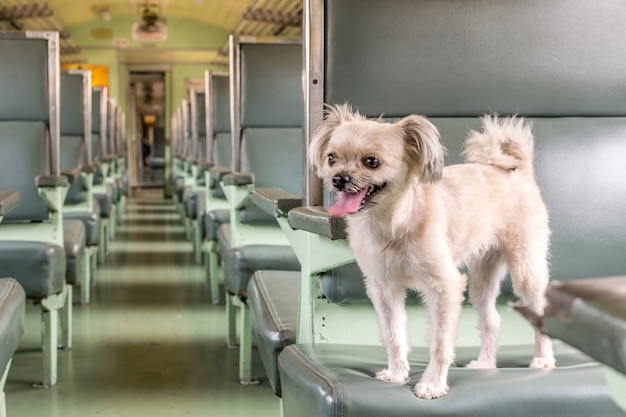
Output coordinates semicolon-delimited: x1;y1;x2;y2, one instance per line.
132;2;168;41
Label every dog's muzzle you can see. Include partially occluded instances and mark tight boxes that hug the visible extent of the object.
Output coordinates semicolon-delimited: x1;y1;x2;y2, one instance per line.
332;173;351;191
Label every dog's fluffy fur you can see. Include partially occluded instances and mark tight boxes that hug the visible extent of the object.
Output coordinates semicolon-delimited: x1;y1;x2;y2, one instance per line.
309;104;555;399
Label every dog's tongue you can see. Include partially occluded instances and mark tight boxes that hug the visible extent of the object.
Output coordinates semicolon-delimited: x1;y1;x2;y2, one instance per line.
328;188;368;217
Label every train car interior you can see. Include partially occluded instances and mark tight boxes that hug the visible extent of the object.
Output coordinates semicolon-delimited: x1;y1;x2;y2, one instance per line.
0;0;624;416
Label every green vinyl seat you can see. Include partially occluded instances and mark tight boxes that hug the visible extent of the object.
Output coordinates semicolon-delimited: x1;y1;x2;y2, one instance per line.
247;270;300;395
0;31;73;387
217;37;304;385
0;277;26;416
0;242;65;299
273;0;626;415
279;343;621;417
62;219;86;287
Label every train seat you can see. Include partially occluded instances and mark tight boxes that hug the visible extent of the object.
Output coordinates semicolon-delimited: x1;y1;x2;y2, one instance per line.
91;87;113;262
60;70;99;304
0;276;26;416
0;31;73;387
202;71;232;303
217;36;303;385
271;0;626;415
247;270;299;396
62;219;86;298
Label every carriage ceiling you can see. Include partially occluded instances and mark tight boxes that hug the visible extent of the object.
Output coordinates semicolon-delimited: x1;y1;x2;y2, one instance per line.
0;0;303;66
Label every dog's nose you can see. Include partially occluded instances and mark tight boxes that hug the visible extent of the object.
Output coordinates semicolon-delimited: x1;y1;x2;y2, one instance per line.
332;174;351;190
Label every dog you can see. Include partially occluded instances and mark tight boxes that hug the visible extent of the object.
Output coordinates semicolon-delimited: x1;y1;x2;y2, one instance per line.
309;104;555;399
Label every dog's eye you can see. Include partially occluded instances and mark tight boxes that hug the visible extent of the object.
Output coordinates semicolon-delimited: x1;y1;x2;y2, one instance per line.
363;156;381;169
327;153;337;167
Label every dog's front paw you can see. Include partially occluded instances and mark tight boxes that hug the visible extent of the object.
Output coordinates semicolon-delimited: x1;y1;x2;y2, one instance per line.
413;382;449;399
375;368;408;384
465;359;496;369
529;356;556;369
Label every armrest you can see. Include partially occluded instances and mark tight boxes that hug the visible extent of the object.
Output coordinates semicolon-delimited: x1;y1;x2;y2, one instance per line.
61;167;81;183
199;161;214;171
250;188;302;218
287;206;348;240
81;164;97;174
543;276;626;375
210;166;232;183
36;175;69;188
0;190;19;216
222;172;255;186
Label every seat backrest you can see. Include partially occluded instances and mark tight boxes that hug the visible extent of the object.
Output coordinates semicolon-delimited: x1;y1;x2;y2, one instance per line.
60;70;92;169
230;36;303;196
305;0;626;302
106;98;117;158
205;71;231;169
190;90;207;162
180;99;192;162
0;31;60;222
91;87;108;163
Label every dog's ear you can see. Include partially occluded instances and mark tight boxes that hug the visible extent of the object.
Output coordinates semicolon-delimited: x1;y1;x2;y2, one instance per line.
399;115;446;183
309;103;364;174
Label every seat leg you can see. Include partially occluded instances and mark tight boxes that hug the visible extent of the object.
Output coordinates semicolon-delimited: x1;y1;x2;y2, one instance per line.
80;251;92;305
226;292;238;349
0;359;11;417
207;243;222;304
89;246;97;286
193;219;202;264
38;305;59;387
98;219;108;262
184;217;192;240
109;204;117;240
238;302;259;385
60;285;73;350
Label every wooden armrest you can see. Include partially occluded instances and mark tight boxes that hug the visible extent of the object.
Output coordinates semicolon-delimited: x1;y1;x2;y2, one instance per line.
36;175;69;188
250;188;302;218
222;172;255;186
287;206;348;240
0;190;19;216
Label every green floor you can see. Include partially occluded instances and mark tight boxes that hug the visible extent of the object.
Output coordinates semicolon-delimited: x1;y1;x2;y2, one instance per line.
6;188;280;416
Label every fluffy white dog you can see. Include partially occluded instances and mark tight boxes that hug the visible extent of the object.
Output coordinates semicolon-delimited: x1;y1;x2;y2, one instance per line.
309;104;555;399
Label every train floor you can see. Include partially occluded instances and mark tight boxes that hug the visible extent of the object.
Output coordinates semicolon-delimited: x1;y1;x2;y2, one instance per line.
6;188;280;416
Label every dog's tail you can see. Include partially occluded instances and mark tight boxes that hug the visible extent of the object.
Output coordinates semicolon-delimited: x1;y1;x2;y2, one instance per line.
463;115;535;175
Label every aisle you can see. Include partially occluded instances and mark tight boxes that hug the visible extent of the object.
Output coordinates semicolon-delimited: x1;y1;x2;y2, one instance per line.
6;188;280;416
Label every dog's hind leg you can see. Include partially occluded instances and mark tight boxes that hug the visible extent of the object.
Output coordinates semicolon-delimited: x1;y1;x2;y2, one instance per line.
466;250;507;369
505;244;555;369
365;281;411;384
414;267;466;399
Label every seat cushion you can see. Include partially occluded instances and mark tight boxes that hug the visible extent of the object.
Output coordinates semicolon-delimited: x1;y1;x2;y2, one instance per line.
0;278;25;374
94;183;114;217
205;209;230;242
63;219;86;286
0;241;65;299
64;197;101;246
223;244;300;298
185;189;205;220
248;270;300;396
279;343;624;417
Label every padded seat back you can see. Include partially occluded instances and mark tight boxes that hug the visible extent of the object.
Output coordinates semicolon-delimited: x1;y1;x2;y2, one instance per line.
91;87;108;166
181;99;192;161
306;0;626;302
233;38;303;193
106;99;117;158
61;71;92;204
191;89;207;162
0;32;60;222
206;72;231;169
0;122;50;221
